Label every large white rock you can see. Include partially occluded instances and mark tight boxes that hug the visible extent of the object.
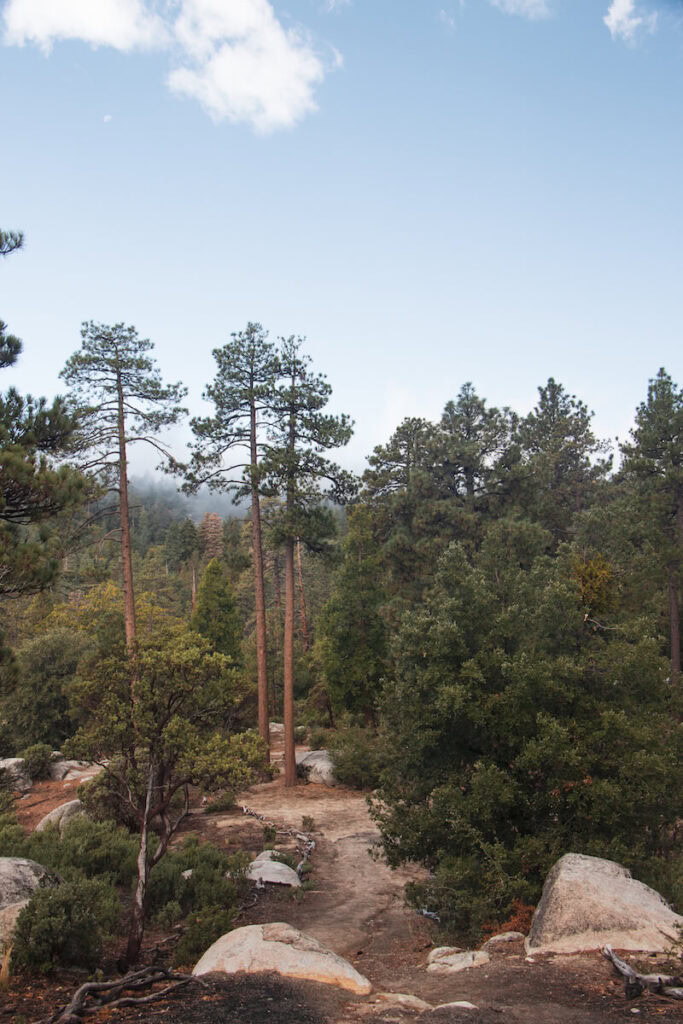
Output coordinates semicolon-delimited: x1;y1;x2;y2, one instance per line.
0;900;28;953
295;749;337;787
246;853;301;887
0;858;56;910
35;800;87;834
269;722;285;734
526;853;683;955
427;949;490;974
47;759;91;782
483;931;525;948
193;922;372;995
0;758;32;793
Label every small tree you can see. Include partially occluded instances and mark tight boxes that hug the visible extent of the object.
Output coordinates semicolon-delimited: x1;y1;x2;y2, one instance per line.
191;557;242;660
261;336;355;785
66;625;267;965
61;323;187;652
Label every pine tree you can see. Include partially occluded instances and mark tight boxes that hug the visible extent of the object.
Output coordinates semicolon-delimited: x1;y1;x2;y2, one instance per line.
184;323;279;748
191;557;242;661
621;368;682;688
261;336;355;785
61;323;187;655
199;511;224;561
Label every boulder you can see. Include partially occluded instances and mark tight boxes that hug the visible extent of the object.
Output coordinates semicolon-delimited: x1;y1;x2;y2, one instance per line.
0;900;28;953
0;758;32;793
526;853;683;955
48;759;98;782
246;853;301;887
193;922;372;995
427;949;490;974
0;858;56;910
427;946;463;963
35;800;87;834
295;750;337;787
269;722;285;734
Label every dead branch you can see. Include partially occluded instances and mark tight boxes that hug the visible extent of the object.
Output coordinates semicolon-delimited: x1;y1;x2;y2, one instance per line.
36;965;208;1024
603;945;683;1000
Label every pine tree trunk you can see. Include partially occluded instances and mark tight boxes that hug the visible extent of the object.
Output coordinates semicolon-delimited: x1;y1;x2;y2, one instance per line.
117;380;136;651
296;538;309;652
251;404;270;751
191;563;197;614
283;534;296;787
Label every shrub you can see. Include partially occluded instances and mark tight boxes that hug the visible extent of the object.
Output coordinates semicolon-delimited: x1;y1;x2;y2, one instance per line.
174;905;237;967
203;790;236;814
294;725;308;743
11;877;120;974
27;818;138;887
308;727;330;751
19;743;53;781
327;727;385;790
78;767;141;831
145;836;249;925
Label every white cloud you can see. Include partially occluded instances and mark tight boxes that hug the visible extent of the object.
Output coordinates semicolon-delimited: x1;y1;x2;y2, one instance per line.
325;0;351;10
603;0;657;43
2;0;167;52
489;0;550;18
2;0;331;133
103;114;112;122
439;9;457;32
168;0;325;131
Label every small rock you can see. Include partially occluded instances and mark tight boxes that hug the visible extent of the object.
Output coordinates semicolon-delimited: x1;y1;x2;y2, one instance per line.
484;931;525;948
428;946;464;964
375;993;433;1011
427;950;490;974
181;869;193;881
35;800;87;834
193;922;372;995
246;857;301;887
433;1002;479;1011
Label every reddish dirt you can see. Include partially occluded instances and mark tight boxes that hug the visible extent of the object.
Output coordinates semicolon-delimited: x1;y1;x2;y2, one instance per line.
4;741;683;1023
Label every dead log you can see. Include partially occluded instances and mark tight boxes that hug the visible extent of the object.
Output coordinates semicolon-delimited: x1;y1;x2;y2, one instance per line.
602;945;683;1000
37;965;208;1023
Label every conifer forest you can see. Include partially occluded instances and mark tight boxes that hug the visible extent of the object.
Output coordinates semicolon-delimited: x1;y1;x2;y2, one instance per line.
0;230;681;1018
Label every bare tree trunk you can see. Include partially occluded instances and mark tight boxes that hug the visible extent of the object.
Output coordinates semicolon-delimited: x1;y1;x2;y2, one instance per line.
251;404;269;751
117;378;137;653
669;575;681;689
296;538;309;652
283;535;296;787
125;765;154;966
273;552;282;610
191;562;197;614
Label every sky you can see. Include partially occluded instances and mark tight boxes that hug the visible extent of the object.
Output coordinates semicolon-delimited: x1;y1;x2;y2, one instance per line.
1;0;682;475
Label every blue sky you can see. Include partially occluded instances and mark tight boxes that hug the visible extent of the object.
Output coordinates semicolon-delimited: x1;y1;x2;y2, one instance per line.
1;0;681;473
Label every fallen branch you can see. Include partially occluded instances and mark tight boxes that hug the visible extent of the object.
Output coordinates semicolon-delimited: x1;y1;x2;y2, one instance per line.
602;946;683;1000
36;965;208;1024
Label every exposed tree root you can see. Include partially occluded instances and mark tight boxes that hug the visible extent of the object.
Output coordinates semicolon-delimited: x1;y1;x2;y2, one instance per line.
602;945;683;1000
37;966;208;1023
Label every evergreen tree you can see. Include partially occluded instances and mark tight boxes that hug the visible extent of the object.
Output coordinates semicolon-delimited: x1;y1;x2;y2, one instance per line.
317;506;387;721
516;378;611;542
199;511;224;561
61;323;187;654
621;368;682;688
261;336;355;785
191;557;242;661
184;323;280;748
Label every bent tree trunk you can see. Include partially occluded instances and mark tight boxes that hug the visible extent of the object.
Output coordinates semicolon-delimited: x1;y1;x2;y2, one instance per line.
125;767;154;965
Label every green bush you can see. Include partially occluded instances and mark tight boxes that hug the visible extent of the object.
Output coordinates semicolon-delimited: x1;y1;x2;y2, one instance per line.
19;743;54;781
294;725;308;743
308;727;330;751
327;727;385;790
78;768;140;831
174;905;237;967
11;877;120;974
28;818;138;887
203;790;236;814
145;835;249;924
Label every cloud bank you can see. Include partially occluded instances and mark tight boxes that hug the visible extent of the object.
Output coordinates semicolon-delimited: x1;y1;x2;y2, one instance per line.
2;0;327;132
